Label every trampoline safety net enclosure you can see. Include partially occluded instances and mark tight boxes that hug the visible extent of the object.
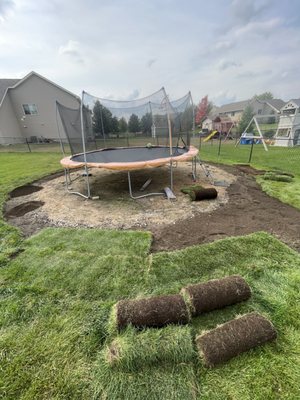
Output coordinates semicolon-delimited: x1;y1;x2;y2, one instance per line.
57;87;198;199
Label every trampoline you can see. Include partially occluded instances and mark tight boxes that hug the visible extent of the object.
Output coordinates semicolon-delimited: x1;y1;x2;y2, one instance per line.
60;145;198;170
56;87;200;199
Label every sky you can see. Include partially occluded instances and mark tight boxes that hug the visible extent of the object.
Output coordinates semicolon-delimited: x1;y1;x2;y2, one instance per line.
0;0;300;105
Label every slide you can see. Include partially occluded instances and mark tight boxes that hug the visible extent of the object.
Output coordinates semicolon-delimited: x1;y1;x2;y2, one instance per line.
203;130;218;142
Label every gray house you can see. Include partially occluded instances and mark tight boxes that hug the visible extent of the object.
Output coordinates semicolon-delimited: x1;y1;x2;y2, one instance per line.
0;71;79;144
217;98;285;124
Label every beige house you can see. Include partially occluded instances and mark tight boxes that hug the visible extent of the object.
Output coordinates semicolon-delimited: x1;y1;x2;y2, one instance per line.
217;98;284;124
0;71;79;144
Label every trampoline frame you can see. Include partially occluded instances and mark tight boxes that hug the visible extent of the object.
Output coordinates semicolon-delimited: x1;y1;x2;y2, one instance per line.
61;145;199;200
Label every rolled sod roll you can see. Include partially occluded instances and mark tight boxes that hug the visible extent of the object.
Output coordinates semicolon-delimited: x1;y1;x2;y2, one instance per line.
116;294;190;330
181;275;251;316
196;312;277;367
190;188;218;201
105;325;194;371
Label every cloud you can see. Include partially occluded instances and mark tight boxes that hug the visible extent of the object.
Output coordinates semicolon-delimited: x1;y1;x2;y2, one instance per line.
0;0;14;21
237;69;272;78
147;58;157;68
231;0;269;24
234;18;281;38
58;40;84;64
218;59;240;71
124;89;140;100
212;90;237;106
214;40;234;51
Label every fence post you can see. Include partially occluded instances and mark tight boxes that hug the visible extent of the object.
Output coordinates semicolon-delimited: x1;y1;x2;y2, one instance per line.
218;134;222;157
248;140;254;163
25;138;31;153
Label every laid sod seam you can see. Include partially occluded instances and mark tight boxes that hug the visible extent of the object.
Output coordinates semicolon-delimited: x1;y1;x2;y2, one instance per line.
104;325;196;371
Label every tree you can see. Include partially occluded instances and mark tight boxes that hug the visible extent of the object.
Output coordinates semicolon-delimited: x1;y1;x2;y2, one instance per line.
195;95;208;125
92;100;113;136
92;100;103;134
253;92;274;100
238;105;254;134
141;112;153;135
111;116;119;133
128;114;141;133
119;117;128;133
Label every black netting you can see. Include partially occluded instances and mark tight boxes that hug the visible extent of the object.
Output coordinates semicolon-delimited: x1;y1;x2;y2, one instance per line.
56;88;194;157
56;101;97;155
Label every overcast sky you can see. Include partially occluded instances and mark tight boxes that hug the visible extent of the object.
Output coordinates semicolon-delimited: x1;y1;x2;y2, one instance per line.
0;0;299;105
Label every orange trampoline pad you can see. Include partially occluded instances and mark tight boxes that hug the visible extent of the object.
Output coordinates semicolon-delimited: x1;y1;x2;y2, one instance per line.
60;145;199;171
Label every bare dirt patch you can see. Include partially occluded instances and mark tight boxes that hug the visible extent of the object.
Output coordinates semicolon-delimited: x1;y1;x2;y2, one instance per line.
9;185;43;198
5;201;45;218
4;162;300;252
4;162;234;234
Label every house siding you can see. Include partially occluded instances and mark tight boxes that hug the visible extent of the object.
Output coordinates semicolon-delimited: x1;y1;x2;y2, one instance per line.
8;74;79;140
0;93;22;144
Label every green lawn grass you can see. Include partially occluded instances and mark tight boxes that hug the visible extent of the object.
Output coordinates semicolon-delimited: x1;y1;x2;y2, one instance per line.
1;151;300;399
0;153;62;264
1;230;300;399
191;139;300;209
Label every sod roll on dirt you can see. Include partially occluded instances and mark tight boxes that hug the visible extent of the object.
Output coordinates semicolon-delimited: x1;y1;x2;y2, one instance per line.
105;325;195;371
196;312;277;367
190;188;218;201
116;294;190;330
181;275;251;316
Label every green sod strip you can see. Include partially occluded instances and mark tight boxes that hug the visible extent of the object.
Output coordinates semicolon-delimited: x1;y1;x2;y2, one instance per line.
104;325;195;371
1;231;300;399
93;356;198;400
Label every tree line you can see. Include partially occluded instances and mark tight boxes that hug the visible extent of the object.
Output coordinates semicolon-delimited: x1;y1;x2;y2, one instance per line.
92;100;153;136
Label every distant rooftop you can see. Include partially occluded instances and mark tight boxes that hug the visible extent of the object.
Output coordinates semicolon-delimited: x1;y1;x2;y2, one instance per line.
218;99;250;113
0;79;20;103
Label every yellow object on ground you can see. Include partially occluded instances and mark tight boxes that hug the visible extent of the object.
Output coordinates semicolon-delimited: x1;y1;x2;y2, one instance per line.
203;130;218;142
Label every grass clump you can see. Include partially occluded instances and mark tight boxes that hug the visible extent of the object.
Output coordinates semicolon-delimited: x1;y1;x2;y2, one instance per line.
104;325;195;371
262;172;293;182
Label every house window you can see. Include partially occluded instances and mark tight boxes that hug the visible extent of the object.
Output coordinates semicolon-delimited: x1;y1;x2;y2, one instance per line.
277;128;290;137
22;104;38;115
231;112;235;116
283;108;295;115
258;109;262;115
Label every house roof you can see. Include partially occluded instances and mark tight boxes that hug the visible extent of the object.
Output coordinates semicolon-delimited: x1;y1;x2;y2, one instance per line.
217;99;250;114
0;71;80;109
261;99;285;112
290;99;300;107
0;79;20;102
280;99;300;110
213;115;232;123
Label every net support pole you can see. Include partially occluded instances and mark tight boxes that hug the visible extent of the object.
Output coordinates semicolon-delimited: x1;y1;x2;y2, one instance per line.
80;91;91;199
165;94;174;191
190;91;196;134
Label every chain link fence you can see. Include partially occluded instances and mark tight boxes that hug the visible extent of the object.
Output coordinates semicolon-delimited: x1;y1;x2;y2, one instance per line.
1;135;299;176
190;135;300;175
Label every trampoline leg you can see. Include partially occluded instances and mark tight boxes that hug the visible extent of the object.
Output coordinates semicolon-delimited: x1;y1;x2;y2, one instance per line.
170;160;174;191
192;157;197;181
127;171;164;199
84;165;91;198
63;167;91;199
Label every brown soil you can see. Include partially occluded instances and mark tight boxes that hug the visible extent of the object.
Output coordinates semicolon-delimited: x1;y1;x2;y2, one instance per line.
196;312;277;367
181;275;251;316
9;185;43;198
116;295;190;329
4;163;300;252
5;201;45;218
